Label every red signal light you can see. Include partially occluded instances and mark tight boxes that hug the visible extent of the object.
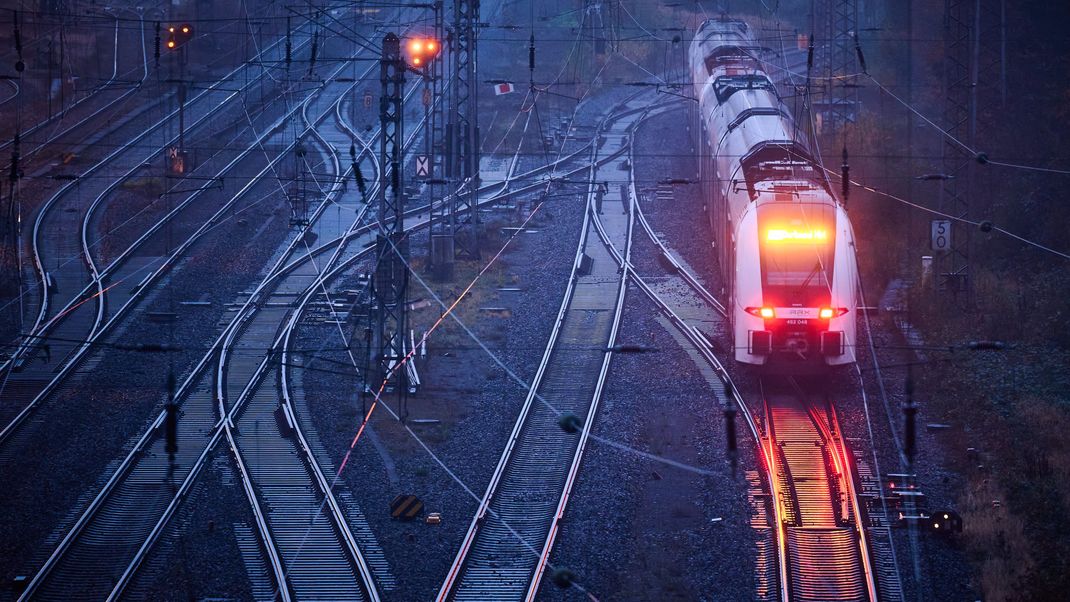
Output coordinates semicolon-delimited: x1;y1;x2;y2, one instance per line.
819;307;849;319
745;306;775;319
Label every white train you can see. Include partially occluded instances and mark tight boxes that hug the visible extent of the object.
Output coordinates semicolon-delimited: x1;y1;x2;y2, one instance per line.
689;17;857;370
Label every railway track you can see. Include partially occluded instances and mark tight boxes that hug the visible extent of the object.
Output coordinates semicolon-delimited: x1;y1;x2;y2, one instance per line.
0;4;264;159
624;103;885;601
0;24;326;445
14;7;597;594
436;93;652;601
0;13;318;381
106;78;601;601
11;12;420;590
761;379;878;602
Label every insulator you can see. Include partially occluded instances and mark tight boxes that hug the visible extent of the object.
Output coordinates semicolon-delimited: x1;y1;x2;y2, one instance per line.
903;401;917;465
13;12;22;57
550;567;576;589
853;32;868;74
724;406;737;453
558;413;582;434
285;18;292;66
528;33;535;72
841;146;850;204
9;132;19;183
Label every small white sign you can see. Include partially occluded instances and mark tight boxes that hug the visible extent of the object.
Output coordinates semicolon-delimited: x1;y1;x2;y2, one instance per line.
415;155;430;178
931;219;952;252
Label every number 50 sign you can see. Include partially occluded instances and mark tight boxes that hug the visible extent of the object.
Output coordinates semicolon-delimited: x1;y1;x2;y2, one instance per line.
931;219;952;252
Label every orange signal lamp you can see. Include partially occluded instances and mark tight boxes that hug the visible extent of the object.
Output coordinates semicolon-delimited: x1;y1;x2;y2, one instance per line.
167;39;176;49
181;25;191;34
413;57;422;66
168;26;176;33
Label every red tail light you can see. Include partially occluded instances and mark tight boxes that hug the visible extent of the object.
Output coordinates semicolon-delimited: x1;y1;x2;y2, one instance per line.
819;307;849;319
745;306;775;319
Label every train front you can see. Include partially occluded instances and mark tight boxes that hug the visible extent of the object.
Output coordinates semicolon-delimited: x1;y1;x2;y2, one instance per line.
735;186;857;370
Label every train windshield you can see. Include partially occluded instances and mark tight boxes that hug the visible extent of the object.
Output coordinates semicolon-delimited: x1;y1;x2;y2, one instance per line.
758;202;836;295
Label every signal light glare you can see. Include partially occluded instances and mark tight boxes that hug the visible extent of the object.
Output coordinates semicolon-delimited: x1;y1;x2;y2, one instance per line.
411;40;424;53
168;26;176;33
413;57;422;65
167;39;176;49
767;229;827;242
181;25;191;34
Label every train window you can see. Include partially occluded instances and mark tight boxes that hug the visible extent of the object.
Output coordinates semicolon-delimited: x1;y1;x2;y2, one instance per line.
741;142;820;198
713;74;775;103
757;202;836;299
703;44;749;75
727;107;784;133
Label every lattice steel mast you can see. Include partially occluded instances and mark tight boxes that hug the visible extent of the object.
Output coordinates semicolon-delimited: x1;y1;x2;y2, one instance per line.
373;33;409;394
447;0;481;260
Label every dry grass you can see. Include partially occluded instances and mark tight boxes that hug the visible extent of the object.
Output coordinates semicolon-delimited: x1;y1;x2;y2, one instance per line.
959;473;1034;600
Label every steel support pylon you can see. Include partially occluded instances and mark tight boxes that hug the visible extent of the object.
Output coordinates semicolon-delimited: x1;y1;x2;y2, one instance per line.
428;1;453;278
829;0;858;131
813;0;859;134
447;0;480;260
938;0;998;303
373;33;408;395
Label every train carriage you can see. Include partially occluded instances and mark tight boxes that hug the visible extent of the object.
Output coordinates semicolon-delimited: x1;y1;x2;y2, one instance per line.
690;17;857;369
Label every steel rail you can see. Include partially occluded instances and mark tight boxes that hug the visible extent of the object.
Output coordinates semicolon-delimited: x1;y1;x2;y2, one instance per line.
16;54;373;602
214;82;382;602
811;399;879;602
761;383;871;602
602;107;775;597
525;116;641;602
0;51;343;449
436;92;649;602
115;31;442;595
118;107;594;601
0;17;125;154
2;15;318;376
0;4;260;155
25;48;603;599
